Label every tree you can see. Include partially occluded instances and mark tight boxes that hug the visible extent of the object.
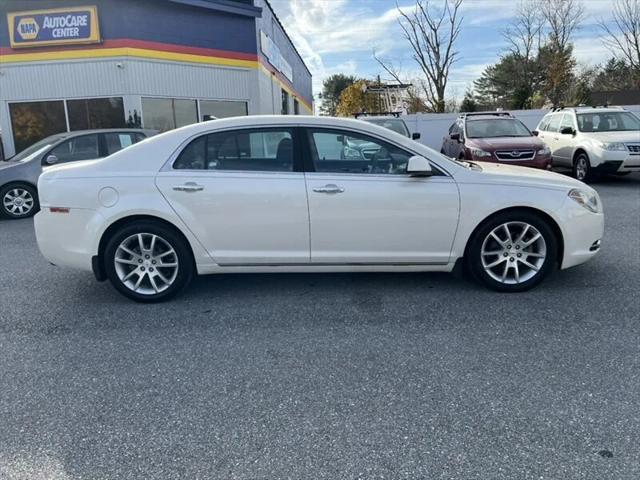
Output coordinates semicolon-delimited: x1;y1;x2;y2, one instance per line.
592;58;639;90
541;0;585;53
335;80;378;117
320;74;356;116
599;0;640;87
393;0;463;113
459;90;477;112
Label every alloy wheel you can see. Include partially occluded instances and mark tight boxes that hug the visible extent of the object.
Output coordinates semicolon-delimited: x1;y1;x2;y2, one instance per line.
114;233;179;295
480;221;547;285
575;156;588;181
3;188;35;217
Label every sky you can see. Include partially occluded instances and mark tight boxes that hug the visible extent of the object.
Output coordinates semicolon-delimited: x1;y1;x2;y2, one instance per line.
268;0;619;101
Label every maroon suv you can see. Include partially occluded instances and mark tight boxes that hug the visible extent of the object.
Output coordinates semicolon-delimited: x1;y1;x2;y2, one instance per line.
441;112;552;169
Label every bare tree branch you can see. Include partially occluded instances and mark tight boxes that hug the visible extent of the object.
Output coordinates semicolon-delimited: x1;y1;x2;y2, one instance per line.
599;0;640;76
541;0;585;52
393;0;463;112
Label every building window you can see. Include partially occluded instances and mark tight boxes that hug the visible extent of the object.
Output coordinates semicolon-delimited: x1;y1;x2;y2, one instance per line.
142;98;198;132
199;100;248;120
9;101;67;153
294;99;300;115
66;97;126;131
281;89;289;115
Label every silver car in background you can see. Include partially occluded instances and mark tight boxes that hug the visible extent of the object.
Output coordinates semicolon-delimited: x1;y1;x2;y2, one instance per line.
0;129;155;219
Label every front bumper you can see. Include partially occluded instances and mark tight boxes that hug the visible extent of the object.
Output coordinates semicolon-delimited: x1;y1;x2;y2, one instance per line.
555;199;605;270
473;154;552;170
590;148;640;173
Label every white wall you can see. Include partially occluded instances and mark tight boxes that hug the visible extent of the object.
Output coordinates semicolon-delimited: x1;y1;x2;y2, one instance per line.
404;106;640;151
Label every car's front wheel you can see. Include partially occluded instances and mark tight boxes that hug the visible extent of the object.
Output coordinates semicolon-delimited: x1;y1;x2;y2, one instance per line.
467;211;558;292
104;221;194;302
0;183;39;219
573;152;591;182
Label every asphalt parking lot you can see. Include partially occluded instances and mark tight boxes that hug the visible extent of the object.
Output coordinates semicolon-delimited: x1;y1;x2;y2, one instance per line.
0;174;639;479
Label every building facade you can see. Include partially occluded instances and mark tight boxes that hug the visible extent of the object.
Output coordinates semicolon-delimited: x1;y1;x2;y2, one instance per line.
0;0;312;156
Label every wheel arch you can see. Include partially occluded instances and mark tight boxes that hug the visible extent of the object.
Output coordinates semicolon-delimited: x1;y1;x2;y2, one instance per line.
463;206;564;266
572;147;589;164
95;214;196;281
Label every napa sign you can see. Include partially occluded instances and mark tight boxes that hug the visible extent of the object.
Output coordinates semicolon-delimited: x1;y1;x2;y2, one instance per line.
8;6;100;48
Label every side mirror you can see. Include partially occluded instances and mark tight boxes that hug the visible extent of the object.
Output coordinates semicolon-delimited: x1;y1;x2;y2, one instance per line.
45;154;58;165
412;132;421;140
407;155;433;177
532;130;539;136
560;126;575;135
450;133;460;142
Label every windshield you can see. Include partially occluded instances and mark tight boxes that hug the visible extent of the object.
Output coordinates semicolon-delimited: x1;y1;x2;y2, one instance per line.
8;135;66;162
363;118;410;137
576;112;640;132
466;118;532;138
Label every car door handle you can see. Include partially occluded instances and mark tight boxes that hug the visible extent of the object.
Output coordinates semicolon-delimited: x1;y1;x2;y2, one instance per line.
173;182;204;192
313;184;345;194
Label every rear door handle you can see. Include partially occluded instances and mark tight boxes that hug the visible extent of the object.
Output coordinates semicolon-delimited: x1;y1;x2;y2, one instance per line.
313;184;345;194
173;182;204;192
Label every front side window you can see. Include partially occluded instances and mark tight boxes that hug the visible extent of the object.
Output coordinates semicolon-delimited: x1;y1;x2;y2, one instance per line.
174;129;294;172
577;112;640;132
466;118;531;138
48;134;100;164
559;113;575;131
308;129;412;175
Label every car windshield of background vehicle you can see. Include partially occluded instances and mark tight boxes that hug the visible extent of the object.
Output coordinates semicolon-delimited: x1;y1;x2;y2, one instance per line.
576;112;640;132
364;119;410;137
8;135;66;162
466;119;532;138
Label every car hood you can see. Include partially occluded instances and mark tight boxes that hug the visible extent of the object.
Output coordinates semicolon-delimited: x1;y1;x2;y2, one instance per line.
467;161;586;191
579;131;640;143
467;136;543;150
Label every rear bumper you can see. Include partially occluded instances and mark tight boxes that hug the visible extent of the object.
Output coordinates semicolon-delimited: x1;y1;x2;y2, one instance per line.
34;207;102;272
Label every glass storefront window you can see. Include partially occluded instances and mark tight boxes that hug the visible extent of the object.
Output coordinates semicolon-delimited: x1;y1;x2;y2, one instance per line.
9;101;67;153
281;89;289;115
142;98;197;132
67;97;126;131
199;100;247;120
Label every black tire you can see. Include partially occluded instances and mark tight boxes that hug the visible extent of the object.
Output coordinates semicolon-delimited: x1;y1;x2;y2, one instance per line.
0;183;39;219
466;210;558;292
572;152;591;182
103;221;194;302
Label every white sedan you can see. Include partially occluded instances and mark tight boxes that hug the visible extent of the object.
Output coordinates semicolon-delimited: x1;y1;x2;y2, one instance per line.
34;116;604;302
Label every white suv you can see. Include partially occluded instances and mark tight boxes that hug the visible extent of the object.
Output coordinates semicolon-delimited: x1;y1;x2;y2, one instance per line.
535;107;640;182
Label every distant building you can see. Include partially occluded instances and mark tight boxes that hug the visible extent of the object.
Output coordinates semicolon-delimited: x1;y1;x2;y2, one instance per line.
590;90;640;106
0;0;312;156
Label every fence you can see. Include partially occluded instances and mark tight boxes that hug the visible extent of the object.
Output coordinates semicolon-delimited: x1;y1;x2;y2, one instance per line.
404;105;640;151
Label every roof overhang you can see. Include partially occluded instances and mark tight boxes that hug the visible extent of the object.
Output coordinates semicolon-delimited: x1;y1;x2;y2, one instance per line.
167;0;262;17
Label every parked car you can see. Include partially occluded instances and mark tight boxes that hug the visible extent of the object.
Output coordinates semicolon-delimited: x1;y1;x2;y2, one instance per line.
441;112;552;169
0;129;156;219
534;106;640;182
356;113;421;140
34;116;603;302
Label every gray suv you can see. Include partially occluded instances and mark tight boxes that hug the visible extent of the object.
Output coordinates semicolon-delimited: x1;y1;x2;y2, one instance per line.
0;129;155;219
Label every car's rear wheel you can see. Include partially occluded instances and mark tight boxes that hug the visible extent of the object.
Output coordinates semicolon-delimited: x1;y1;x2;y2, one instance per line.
467;211;558;292
104;221;194;302
573;152;591;182
0;183;39;219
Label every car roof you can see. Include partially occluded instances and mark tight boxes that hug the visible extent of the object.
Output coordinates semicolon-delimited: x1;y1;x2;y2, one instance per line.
61;128;157;137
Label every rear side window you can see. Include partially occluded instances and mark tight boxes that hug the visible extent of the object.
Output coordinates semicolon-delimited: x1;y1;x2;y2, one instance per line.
104;133;137;155
538;117;550;131
546;114;562;132
174;129;294;172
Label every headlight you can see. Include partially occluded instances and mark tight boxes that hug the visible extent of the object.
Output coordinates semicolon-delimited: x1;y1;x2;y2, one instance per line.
342;146;363;159
597;141;626;151
537;146;551;156
568;188;600;213
469;148;492;158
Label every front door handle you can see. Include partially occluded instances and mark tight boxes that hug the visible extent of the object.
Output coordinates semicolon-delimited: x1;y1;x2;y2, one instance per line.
173;182;204;192
313;184;345;194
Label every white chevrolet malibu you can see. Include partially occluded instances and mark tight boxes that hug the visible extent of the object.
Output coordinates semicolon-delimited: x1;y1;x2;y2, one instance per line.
34;116;604;302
